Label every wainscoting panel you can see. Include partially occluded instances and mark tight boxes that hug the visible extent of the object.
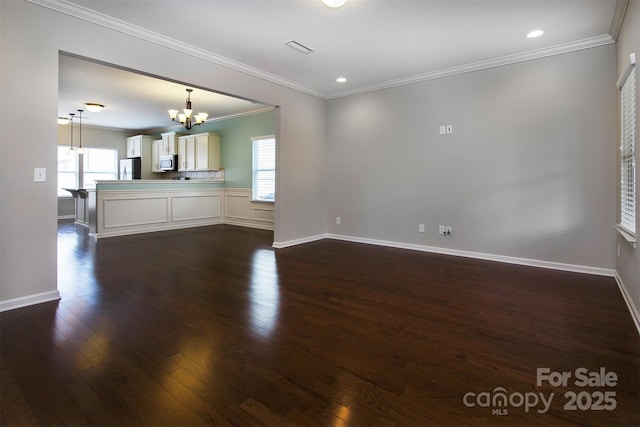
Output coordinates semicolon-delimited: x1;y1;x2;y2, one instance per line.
225;193;251;220
103;196;169;229
224;189;274;230
172;194;221;222
252;206;275;223
96;187;272;237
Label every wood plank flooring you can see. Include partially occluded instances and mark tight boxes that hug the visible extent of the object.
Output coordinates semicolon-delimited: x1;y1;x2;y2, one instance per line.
1;221;638;426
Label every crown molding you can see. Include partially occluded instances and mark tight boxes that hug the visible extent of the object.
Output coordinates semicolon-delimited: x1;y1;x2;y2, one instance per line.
26;0;326;98
609;0;630;41
327;34;615;99
27;0;616;101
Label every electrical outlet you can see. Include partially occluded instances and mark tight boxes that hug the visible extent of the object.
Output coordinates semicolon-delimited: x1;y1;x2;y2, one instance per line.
439;225;452;236
336;216;341;225
419;224;425;233
446;125;453;134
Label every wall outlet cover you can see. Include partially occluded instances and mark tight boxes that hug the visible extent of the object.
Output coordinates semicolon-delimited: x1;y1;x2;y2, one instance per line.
34;167;46;182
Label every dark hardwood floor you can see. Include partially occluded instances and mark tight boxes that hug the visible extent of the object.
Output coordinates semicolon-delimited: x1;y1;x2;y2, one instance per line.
1;221;638;426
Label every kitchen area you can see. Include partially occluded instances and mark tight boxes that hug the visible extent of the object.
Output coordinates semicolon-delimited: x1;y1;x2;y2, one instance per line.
58;55;277;238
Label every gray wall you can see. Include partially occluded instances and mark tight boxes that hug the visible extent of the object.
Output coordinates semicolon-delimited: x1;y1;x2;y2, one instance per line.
615;0;640;324
0;1;326;304
326;45;617;270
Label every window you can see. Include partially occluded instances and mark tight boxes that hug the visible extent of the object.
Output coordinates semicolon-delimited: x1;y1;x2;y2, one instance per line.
618;54;636;239
57;146;117;196
83;148;118;188
252;136;276;201
57;146;77;197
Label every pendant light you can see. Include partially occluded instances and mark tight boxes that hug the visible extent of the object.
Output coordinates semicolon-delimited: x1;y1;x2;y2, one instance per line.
77;109;84;154
67;112;76;154
168;89;208;130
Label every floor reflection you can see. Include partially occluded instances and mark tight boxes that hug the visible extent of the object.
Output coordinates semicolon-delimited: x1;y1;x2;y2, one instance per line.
57;220;96;299
249;249;280;339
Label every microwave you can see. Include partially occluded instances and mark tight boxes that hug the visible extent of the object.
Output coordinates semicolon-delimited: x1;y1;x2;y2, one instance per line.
159;154;178;171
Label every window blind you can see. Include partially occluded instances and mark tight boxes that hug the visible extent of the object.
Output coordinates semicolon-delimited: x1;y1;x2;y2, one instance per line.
620;65;636;235
252;137;276;201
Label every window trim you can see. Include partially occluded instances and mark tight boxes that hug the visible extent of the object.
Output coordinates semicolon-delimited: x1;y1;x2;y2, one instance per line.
251;135;276;203
616;52;637;248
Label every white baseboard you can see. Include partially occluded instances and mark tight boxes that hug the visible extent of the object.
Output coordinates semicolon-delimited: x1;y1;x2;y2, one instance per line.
327;233;615;276
0;290;61;313
95;219;224;239
614;272;640;336
272;233;327;249
275;232;615;277
57;215;75;220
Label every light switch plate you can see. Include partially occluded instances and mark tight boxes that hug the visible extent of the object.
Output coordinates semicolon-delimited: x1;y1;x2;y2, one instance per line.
439;125;446;135
34;167;46;182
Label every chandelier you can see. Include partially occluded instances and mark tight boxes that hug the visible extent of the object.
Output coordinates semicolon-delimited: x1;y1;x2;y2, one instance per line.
168;89;208;130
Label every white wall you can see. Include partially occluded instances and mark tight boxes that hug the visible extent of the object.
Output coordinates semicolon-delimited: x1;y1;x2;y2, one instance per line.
615;0;640;328
326;45;617;271
0;1;326;307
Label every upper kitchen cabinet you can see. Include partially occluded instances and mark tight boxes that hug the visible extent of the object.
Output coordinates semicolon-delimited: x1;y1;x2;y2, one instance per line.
160;132;184;155
151;139;162;172
126;135;155;178
126;135;154;158
178;132;220;171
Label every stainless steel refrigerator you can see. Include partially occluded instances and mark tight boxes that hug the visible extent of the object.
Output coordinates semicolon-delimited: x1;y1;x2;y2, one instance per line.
119;158;141;180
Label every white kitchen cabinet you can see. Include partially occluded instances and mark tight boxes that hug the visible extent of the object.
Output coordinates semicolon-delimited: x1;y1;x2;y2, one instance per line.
151;140;162;172
177;132;220;171
125;135;154;178
126;135;141;158
177;136;194;171
160;132;184;155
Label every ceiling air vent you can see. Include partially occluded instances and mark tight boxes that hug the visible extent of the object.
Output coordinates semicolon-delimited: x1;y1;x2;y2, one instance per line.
285;40;314;54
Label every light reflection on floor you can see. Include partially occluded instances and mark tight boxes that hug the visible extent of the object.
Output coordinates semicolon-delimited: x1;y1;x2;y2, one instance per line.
249;249;280;339
57;221;97;299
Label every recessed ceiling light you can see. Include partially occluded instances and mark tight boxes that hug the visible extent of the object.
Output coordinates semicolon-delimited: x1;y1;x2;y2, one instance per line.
527;29;544;38
322;0;348;8
336;77;347;83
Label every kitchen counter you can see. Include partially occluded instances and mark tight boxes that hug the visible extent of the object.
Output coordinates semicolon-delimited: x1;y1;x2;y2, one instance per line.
91;181;273;238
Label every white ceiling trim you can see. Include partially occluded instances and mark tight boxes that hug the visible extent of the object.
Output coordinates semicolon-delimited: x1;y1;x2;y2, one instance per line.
27;0;325;98
327;34;615;99
28;0;616;101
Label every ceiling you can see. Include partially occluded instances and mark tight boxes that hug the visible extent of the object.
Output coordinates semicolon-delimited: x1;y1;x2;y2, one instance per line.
52;0;624;131
58;54;272;132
